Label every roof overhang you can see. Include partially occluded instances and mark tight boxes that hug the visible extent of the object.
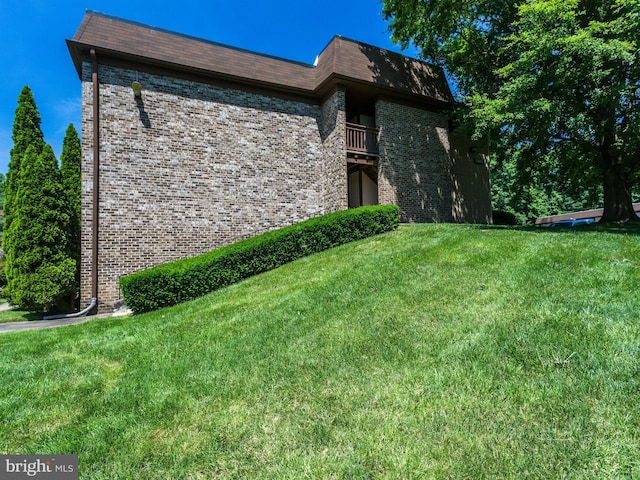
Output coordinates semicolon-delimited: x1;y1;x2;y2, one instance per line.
67;11;453;109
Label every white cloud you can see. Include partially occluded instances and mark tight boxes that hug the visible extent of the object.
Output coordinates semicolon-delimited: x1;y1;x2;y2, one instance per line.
44;95;82;162
52;96;82;121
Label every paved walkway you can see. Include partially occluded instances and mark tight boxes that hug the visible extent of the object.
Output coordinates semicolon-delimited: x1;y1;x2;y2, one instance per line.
0;306;131;333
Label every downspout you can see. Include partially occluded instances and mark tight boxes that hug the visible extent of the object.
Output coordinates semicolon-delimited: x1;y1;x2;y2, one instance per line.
90;48;100;309
44;49;100;321
43;298;97;320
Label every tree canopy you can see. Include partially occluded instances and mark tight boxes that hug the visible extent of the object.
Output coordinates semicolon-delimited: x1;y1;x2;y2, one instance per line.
382;0;640;222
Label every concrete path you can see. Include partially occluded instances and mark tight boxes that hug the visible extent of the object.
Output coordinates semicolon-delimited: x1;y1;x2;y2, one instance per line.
0;305;131;333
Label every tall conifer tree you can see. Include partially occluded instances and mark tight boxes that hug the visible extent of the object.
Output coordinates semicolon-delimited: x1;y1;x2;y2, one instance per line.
5;145;76;310
60;124;82;305
4;86;44;237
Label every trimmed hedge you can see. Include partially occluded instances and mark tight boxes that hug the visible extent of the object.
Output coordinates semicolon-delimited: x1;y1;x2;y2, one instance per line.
120;205;400;313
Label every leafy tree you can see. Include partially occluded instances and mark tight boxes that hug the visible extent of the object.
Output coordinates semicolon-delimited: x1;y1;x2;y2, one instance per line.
4;145;76;310
60;123;82;305
382;0;518;97
382;0;640;222
4;86;45;237
491;145;601;224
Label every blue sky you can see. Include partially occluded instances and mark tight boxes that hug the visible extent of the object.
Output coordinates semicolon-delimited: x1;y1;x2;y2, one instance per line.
0;0;417;175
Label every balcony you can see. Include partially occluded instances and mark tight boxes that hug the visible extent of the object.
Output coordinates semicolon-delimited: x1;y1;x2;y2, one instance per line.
346;122;379;158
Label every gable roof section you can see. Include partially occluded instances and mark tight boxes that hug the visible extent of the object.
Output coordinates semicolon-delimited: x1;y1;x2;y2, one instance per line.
313;35;451;104
67;11;452;108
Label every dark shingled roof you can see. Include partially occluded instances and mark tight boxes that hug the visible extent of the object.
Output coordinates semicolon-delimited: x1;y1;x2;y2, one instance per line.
67;11;453;107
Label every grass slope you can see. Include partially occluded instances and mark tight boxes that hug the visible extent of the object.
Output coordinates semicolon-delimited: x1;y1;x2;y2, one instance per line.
1;224;639;479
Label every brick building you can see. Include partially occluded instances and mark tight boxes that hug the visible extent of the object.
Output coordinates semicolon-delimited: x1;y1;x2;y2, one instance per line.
67;11;491;313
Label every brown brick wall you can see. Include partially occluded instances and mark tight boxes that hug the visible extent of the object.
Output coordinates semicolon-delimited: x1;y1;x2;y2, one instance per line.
320;87;348;212
81;63;345;311
80;62;480;312
376;100;453;223
449;132;492;224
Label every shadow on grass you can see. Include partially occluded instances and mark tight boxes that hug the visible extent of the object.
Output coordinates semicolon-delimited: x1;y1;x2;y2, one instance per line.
0;306;44;324
479;222;640;236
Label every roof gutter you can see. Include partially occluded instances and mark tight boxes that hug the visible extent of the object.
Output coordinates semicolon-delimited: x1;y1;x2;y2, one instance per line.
44;49;100;321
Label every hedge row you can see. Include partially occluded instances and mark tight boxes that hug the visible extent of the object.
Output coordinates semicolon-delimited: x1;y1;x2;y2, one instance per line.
120;205;400;313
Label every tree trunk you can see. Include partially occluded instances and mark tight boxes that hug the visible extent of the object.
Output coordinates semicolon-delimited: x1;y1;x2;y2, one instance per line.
600;165;638;223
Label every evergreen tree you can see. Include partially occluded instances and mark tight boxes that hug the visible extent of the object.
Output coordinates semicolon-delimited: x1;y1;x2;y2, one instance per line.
4;86;44;237
0;173;6;230
4;145;76;310
60;124;81;306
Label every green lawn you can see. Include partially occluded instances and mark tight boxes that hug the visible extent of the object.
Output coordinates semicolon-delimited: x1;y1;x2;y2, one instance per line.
1;224;639;479
0;304;44;323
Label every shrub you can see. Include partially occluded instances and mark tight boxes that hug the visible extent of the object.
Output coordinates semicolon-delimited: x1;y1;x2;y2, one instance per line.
120;205;400;313
492;209;518;225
